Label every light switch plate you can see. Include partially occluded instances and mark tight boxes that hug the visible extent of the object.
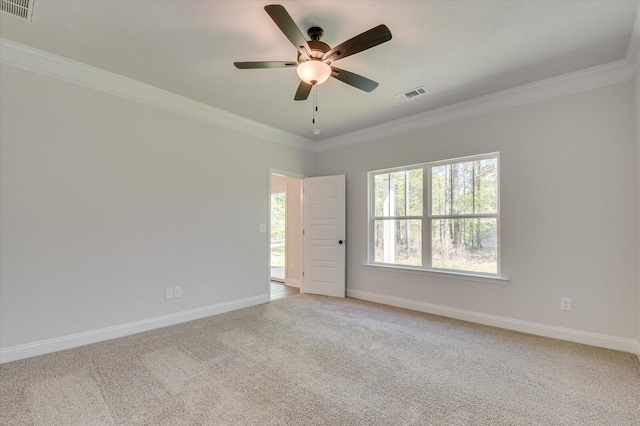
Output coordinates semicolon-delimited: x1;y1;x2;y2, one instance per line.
165;287;174;300
258;224;266;233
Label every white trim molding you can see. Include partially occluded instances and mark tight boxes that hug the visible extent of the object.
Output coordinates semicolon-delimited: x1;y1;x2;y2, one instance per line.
0;38;315;152
348;289;640;355
362;264;509;285
316;60;635;152
0;294;269;364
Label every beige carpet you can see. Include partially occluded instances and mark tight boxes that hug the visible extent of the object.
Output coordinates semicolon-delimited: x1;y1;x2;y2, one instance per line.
1;295;639;425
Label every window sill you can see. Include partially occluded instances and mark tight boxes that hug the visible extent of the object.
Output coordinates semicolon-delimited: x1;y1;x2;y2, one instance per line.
362;263;509;285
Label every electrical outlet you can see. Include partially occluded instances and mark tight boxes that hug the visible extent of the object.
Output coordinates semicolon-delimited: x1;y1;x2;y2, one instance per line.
560;297;572;311
165;287;174;300
174;286;182;298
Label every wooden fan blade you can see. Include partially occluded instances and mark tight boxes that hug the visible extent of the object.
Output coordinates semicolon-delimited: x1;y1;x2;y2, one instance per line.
265;5;312;57
323;25;392;62
294;81;313;101
331;67;379;92
234;61;297;69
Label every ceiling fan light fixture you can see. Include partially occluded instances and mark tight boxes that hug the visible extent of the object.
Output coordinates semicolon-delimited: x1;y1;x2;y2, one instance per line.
234;5;392;100
296;60;331;85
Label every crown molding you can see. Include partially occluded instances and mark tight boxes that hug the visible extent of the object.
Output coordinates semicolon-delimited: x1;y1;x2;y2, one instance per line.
0;38;316;152
626;4;640;73
315;59;635;152
1;37;636;155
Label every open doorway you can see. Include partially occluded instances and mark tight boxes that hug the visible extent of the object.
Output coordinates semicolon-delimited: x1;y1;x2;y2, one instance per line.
270;187;286;283
270;172;302;300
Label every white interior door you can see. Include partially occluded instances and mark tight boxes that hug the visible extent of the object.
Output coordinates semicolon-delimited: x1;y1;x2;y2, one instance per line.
303;175;346;298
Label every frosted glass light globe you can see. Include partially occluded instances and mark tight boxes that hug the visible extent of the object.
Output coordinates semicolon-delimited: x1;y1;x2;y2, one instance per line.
296;60;331;85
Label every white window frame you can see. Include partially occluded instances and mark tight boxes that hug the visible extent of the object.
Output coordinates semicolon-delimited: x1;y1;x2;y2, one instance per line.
367;152;506;283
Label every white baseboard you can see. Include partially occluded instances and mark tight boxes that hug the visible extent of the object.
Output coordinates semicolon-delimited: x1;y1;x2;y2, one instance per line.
0;294;269;364
285;278;301;288
347;289;639;355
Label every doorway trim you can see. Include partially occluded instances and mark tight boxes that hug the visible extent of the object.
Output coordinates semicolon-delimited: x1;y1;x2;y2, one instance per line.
268;169;305;301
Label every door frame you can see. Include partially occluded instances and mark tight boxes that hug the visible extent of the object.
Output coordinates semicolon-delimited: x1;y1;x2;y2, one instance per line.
268;169;305;301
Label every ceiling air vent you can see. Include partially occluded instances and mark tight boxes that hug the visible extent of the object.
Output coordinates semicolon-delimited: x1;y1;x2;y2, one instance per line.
1;0;34;22
395;86;429;101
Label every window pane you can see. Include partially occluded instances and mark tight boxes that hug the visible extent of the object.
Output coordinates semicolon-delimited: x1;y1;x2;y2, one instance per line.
451;161;474;215
408;169;423;216
390;172;406;216
431;165;447;215
431;218;497;274
374;173;388;217
432;158;498;216
375;169;423;218
474;158;498;213
374;219;422;266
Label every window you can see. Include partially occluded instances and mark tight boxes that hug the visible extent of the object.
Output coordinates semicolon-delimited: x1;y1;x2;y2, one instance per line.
373;168;424;266
369;153;500;276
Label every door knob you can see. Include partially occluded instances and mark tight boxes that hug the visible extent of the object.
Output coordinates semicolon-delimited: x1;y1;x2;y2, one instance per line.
338;240;344;244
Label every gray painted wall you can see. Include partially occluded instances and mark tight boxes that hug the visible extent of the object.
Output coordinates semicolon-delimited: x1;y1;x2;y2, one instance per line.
1;61;638;353
316;82;637;339
0;64;315;349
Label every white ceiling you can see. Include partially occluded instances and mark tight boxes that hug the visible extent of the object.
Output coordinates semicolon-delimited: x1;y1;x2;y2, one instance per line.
1;1;638;140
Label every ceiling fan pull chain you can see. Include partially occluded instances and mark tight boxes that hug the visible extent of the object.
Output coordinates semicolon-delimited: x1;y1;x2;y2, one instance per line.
312;85;317;124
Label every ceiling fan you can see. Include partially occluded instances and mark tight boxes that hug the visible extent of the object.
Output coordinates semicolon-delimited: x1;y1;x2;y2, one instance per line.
234;4;392;101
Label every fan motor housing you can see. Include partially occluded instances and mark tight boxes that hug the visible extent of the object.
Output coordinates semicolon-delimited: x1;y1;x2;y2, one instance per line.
299;40;331;62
